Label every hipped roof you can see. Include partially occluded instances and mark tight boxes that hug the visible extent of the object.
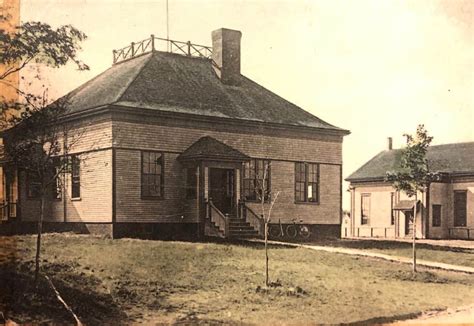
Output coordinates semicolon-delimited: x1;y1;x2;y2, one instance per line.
65;51;348;134
346;142;474;182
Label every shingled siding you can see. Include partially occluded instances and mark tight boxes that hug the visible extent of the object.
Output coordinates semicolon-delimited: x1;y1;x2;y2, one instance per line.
115;149;196;223
246;161;341;225
113;120;342;164
113;120;342;225
19;149;113;223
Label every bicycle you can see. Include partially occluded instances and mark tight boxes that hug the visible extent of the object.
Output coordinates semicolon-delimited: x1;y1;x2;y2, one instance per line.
268;219;284;238
268;218;311;240
286;219;311;240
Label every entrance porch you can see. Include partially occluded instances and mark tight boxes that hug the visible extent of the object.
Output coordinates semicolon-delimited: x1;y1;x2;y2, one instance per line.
178;136;264;239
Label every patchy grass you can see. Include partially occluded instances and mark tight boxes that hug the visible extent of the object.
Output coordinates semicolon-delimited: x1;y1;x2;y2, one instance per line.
309;239;474;268
1;234;473;325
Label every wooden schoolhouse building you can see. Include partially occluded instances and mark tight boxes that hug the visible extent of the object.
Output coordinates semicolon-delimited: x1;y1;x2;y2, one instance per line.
2;28;350;239
346;140;474;240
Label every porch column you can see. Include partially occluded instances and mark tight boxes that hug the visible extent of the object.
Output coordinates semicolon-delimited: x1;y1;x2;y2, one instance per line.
204;166;209;201
235;168;240;203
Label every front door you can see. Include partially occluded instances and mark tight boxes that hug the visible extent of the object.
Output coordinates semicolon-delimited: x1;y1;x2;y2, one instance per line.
209;168;234;215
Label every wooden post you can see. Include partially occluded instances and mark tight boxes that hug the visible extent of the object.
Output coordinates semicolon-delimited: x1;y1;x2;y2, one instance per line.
412;194;417;273
151;34;155;52
112;50;117;64
131;42;135;57
187;41;191;56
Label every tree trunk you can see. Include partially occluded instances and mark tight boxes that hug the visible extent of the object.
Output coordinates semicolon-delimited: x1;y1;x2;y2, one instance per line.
264;222;269;286
412;193;417;273
35;194;45;286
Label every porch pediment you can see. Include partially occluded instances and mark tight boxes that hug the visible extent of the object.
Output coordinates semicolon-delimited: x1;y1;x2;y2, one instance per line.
177;136;250;162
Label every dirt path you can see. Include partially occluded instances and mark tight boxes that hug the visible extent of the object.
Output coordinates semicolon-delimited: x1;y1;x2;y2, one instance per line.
392;304;474;324
245;239;474;274
344;237;474;250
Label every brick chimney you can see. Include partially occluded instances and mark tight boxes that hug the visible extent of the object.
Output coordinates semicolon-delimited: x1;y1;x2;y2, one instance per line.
387;137;393;150
212;28;242;85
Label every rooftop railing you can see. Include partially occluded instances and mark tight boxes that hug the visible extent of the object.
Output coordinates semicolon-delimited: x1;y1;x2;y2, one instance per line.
112;35;213;64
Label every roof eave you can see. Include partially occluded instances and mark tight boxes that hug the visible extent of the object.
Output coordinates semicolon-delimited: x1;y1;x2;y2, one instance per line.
345;176;386;183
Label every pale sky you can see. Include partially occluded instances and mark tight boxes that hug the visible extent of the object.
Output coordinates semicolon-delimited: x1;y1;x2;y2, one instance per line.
20;0;473;209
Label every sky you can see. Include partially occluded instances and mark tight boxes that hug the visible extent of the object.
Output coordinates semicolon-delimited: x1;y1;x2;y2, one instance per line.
19;0;473;208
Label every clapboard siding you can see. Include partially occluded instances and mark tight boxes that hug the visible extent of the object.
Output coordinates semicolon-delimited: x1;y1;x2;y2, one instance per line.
245;162;341;224
113;118;342;224
20;149;113;223
113;120;342;164
115;149;197;223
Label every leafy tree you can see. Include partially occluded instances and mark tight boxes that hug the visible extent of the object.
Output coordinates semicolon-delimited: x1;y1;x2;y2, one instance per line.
0;19;88;127
1;17;88;284
385;125;439;272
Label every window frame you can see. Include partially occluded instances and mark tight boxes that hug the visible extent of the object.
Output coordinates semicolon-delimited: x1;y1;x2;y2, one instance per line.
294;162;320;204
71;155;81;199
432;204;442;227
242;159;271;202
390;192;395;225
453;190;467;227
361;193;371;225
141;151;164;199
52;158;62;200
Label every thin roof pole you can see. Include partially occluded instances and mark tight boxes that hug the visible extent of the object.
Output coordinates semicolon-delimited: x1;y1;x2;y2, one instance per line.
166;0;170;51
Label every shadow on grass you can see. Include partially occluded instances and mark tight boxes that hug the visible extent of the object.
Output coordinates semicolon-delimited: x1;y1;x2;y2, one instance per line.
200;237;298;250
0;261;128;325
344;311;424;326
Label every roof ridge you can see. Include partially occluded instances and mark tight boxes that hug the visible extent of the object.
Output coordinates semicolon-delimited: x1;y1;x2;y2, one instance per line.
429;141;474;149
65;53;152;108
115;53;154;104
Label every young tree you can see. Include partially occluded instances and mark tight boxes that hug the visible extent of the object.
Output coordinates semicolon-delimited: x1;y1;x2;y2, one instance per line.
255;161;280;286
1;17;88;284
4;95;84;284
385;125;439;272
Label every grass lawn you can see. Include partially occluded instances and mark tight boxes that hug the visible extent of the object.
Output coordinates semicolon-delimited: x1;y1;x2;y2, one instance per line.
1;234;473;325
309;239;474;268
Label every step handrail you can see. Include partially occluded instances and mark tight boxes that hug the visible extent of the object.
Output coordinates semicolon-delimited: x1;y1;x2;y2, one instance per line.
208;200;229;236
0;201;9;221
239;201;264;237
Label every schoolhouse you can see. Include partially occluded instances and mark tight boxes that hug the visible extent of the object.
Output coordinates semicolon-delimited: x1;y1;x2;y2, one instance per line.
2;28;349;239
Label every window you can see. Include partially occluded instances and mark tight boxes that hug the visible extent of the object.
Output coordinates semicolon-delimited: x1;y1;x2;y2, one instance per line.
243;159;270;201
432;204;442;227
361;194;370;225
390;192;395;225
52;158;62;200
27;172;41;198
295;162;319;203
185;167;197;199
141;151;164;198
71;155;80;199
453;191;467;227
